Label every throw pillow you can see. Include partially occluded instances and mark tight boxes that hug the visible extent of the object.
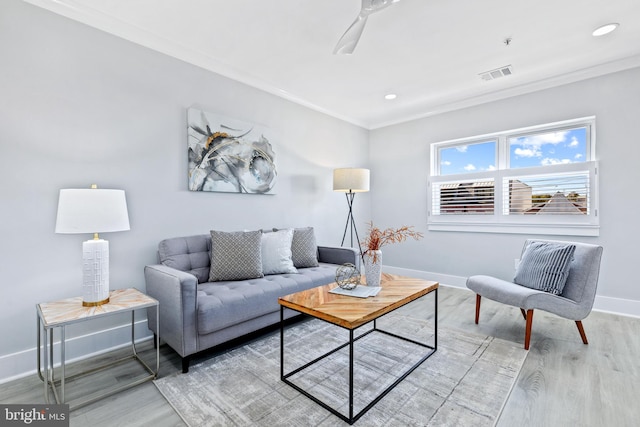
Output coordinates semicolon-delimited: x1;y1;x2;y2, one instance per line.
514;241;576;295
291;227;319;268
209;230;263;282
261;229;298;275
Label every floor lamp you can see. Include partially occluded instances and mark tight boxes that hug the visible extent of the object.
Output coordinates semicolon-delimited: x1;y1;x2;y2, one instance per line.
333;168;370;249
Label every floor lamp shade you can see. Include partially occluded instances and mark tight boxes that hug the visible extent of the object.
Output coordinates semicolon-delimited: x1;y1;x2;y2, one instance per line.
55;187;130;306
333;168;370;193
333;168;369;249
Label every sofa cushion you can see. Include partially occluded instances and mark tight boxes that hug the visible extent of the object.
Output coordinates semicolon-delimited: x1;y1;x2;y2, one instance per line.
197;263;339;334
514;241;575;295
261;229;297;275
158;235;211;283
209;230;264;282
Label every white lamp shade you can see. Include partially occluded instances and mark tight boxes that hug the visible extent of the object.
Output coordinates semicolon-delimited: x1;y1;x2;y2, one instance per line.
333;168;370;193
55;188;130;234
55;187;129;306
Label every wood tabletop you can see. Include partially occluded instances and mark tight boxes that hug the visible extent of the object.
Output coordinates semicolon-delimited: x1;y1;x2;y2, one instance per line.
278;273;438;329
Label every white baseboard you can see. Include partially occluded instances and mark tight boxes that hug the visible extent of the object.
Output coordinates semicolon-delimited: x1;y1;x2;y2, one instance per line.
384;265;640;318
0;319;153;385
383;265;468;288
592;295;640;318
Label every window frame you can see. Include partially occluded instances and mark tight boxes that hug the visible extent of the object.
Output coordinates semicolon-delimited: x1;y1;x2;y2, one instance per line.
428;117;599;236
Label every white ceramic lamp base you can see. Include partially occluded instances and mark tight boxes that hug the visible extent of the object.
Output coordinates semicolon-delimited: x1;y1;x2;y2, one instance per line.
82;239;110;306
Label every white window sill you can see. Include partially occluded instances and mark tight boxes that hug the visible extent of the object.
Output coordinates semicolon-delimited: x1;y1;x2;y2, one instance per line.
427;222;599;237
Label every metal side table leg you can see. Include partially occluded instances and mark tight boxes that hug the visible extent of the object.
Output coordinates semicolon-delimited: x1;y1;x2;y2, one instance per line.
155;305;160;377
38;315;49;404
61;325;65;403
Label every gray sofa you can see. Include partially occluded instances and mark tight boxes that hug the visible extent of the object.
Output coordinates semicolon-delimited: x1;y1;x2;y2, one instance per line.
145;231;359;373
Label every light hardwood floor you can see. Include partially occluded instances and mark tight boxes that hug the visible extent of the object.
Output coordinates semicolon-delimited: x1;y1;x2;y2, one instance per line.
2;285;638;426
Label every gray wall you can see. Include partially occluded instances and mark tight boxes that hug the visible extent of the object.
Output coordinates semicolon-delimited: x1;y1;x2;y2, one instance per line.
369;66;640;308
0;0;369;381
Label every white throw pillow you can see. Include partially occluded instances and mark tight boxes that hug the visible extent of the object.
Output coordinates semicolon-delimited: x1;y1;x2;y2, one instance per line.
261;229;298;275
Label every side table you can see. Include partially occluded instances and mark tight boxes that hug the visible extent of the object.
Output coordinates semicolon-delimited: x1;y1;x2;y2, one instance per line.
36;288;159;410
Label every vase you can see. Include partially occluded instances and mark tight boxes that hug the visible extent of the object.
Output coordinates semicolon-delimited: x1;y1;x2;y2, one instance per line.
364;250;382;287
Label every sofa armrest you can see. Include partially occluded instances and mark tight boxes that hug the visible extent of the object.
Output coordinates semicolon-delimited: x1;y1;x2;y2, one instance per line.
144;264;198;358
318;246;361;270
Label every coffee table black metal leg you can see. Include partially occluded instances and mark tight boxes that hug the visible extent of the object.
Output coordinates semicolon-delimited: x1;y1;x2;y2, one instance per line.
349;329;354;422
280;306;284;380
435;288;438;349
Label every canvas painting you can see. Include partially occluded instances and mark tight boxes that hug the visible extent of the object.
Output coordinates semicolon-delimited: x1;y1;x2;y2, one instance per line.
187;108;277;194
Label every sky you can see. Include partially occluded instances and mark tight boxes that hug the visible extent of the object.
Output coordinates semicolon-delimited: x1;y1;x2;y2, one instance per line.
439;127;587;175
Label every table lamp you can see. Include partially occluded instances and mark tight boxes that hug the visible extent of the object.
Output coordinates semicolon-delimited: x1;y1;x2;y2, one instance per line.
333;168;370;248
55;185;130;306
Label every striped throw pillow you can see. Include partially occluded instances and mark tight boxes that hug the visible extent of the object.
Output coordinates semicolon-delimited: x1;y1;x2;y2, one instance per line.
514;242;576;295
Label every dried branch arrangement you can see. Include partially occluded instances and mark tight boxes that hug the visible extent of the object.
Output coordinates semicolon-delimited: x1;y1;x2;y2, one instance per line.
361;221;424;262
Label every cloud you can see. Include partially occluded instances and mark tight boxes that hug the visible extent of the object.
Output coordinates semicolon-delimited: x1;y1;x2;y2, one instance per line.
569;136;579;147
464;164;476;171
574;153;583;160
533;131;568;145
514;147;541;158
487;165;496;171
512;131;568;150
541;158;572;166
511;130;572;160
456;146;468;153
441;160;452;166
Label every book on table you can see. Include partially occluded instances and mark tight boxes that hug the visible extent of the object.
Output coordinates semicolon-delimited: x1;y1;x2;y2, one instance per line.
328;285;381;298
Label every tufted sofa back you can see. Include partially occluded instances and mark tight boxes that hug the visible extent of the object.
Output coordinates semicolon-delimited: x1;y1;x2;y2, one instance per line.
158;234;211;283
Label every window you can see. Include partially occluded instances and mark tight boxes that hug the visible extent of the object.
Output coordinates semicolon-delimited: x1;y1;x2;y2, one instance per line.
428;117;598;236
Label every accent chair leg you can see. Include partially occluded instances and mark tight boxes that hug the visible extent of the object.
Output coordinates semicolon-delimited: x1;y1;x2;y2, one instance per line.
524;309;534;350
475;294;481;324
575;320;589;345
182;356;191;374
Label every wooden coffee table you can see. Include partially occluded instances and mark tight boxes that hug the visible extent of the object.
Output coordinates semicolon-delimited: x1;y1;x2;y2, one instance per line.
278;273;438;425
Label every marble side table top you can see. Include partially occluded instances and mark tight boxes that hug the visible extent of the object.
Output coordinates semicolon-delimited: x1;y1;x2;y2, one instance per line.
37;288;158;327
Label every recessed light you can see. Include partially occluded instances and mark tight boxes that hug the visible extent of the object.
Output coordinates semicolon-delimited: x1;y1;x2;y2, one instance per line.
384;93;397;100
592;23;619;37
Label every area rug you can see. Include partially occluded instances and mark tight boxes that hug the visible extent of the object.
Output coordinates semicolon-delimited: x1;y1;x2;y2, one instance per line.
154;306;527;427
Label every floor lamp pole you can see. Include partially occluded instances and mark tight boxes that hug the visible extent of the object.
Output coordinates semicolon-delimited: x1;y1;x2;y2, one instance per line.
340;191;362;250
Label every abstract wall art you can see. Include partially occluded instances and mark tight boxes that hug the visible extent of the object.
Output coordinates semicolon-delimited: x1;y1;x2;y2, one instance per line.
187;108;277;194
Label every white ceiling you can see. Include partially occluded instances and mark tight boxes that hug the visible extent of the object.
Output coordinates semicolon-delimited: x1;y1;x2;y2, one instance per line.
25;0;640;129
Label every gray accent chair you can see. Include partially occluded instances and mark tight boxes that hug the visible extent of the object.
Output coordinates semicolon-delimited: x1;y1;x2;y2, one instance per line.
466;239;603;350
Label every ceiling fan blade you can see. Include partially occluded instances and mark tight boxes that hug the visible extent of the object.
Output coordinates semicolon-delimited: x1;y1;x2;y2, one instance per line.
333;0;401;55
363;0;400;14
333;14;368;55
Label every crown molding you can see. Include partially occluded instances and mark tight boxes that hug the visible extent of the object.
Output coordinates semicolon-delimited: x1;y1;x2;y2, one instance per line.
368;54;640;130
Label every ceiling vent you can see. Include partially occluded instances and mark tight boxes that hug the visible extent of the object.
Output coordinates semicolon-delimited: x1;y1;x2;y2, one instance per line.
479;65;513;81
